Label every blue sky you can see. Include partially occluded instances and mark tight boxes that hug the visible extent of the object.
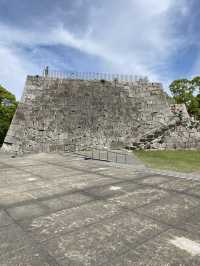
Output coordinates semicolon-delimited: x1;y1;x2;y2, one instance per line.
0;0;199;99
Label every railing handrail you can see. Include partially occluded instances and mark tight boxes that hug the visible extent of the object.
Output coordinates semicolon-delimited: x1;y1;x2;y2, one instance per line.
42;67;148;83
64;143;128;164
64;144;127;155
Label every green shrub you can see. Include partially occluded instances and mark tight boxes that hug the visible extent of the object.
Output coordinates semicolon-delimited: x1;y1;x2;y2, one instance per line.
0;85;17;146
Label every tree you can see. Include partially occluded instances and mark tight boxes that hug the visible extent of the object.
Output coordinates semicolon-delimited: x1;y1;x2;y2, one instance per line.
169;77;200;120
0;85;17;146
191;76;200;94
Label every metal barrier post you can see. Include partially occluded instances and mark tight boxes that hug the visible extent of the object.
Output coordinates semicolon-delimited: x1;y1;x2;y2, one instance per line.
107;150;108;161
44;66;49;77
41;70;148;84
116;153;117;163
99;149;100;160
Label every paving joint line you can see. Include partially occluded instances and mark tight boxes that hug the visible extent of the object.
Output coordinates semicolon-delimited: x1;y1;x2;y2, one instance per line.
20;206;130;244
3;208;62;266
127;201;200;230
102;226;171;266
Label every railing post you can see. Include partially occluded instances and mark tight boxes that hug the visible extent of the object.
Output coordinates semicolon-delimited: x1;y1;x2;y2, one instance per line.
41;69;149;83
44;66;49;77
107;150;108;161
116;153;117;163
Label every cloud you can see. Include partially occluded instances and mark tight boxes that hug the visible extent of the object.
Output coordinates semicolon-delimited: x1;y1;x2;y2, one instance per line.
0;0;193;98
0;45;38;99
0;22;158;80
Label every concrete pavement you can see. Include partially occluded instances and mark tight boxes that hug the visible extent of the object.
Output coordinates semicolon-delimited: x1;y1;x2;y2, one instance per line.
0;152;200;265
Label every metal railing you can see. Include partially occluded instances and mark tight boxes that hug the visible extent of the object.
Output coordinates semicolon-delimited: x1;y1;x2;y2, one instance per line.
64;144;128;164
42;66;148;83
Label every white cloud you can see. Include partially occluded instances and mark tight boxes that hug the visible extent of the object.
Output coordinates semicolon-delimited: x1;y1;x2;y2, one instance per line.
131;0;172;15
0;45;38;99
190;53;200;79
0;0;189;97
0;23;155;77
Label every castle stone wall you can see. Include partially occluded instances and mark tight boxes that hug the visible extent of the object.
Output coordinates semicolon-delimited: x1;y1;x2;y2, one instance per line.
2;75;176;153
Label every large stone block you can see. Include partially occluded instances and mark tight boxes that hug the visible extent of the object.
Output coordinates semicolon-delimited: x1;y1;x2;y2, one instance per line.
2;75;200;153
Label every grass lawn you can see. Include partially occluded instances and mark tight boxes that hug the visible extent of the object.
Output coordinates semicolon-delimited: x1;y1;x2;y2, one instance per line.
134;150;200;173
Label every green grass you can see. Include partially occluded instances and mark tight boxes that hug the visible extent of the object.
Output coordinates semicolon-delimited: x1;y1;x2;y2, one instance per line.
134;150;200;173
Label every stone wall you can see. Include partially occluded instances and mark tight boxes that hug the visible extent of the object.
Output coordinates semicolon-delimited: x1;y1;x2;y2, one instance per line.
2;75;200;153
